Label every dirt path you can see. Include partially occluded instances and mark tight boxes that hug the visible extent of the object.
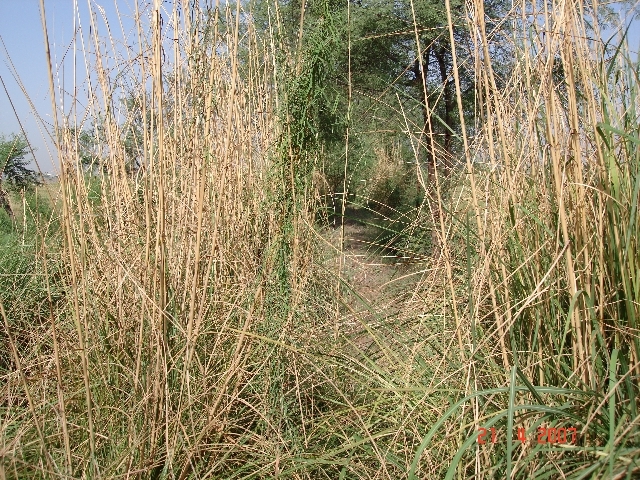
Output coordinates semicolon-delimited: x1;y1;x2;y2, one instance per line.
323;209;422;328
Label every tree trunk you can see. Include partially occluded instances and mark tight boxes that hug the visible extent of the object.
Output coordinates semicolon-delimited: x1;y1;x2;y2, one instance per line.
436;46;453;170
415;45;443;257
0;185;14;219
413;45;437;195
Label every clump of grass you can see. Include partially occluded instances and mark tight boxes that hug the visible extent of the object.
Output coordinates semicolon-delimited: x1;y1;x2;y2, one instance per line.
401;0;640;477
1;2;336;478
0;187;61;371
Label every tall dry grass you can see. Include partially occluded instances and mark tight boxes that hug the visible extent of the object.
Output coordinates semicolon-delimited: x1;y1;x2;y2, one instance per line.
2;1;333;478
400;0;640;477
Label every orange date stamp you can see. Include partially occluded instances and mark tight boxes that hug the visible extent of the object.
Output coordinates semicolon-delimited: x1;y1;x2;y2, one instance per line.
477;426;578;445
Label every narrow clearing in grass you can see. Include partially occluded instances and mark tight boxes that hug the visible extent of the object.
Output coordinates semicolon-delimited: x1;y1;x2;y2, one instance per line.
324;208;424;334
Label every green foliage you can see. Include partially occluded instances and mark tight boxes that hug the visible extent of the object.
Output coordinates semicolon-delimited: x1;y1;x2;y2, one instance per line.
280;0;345;155
0;134;41;190
261;0;508;214
0;189;61;374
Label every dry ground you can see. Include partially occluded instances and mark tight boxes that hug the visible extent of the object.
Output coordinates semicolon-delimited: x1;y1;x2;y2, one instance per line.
322;209;425;334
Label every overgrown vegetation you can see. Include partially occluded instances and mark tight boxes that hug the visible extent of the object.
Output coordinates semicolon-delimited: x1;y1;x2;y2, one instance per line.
1;0;638;478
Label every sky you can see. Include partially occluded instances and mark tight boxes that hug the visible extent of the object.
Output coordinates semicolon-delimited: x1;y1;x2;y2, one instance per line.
0;0;138;174
0;0;638;174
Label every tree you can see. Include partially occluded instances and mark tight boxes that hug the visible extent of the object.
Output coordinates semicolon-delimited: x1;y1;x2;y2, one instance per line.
0;134;41;218
65;97;147;177
253;0;509;166
0;134;41;189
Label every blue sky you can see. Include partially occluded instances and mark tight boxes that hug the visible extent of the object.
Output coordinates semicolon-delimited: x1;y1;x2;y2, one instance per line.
0;1;638;174
0;0;136;173
0;0;67;174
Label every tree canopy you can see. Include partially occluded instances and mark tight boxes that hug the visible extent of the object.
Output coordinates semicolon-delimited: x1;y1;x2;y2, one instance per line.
0;134;40;190
246;0;509;203
251;0;509;167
